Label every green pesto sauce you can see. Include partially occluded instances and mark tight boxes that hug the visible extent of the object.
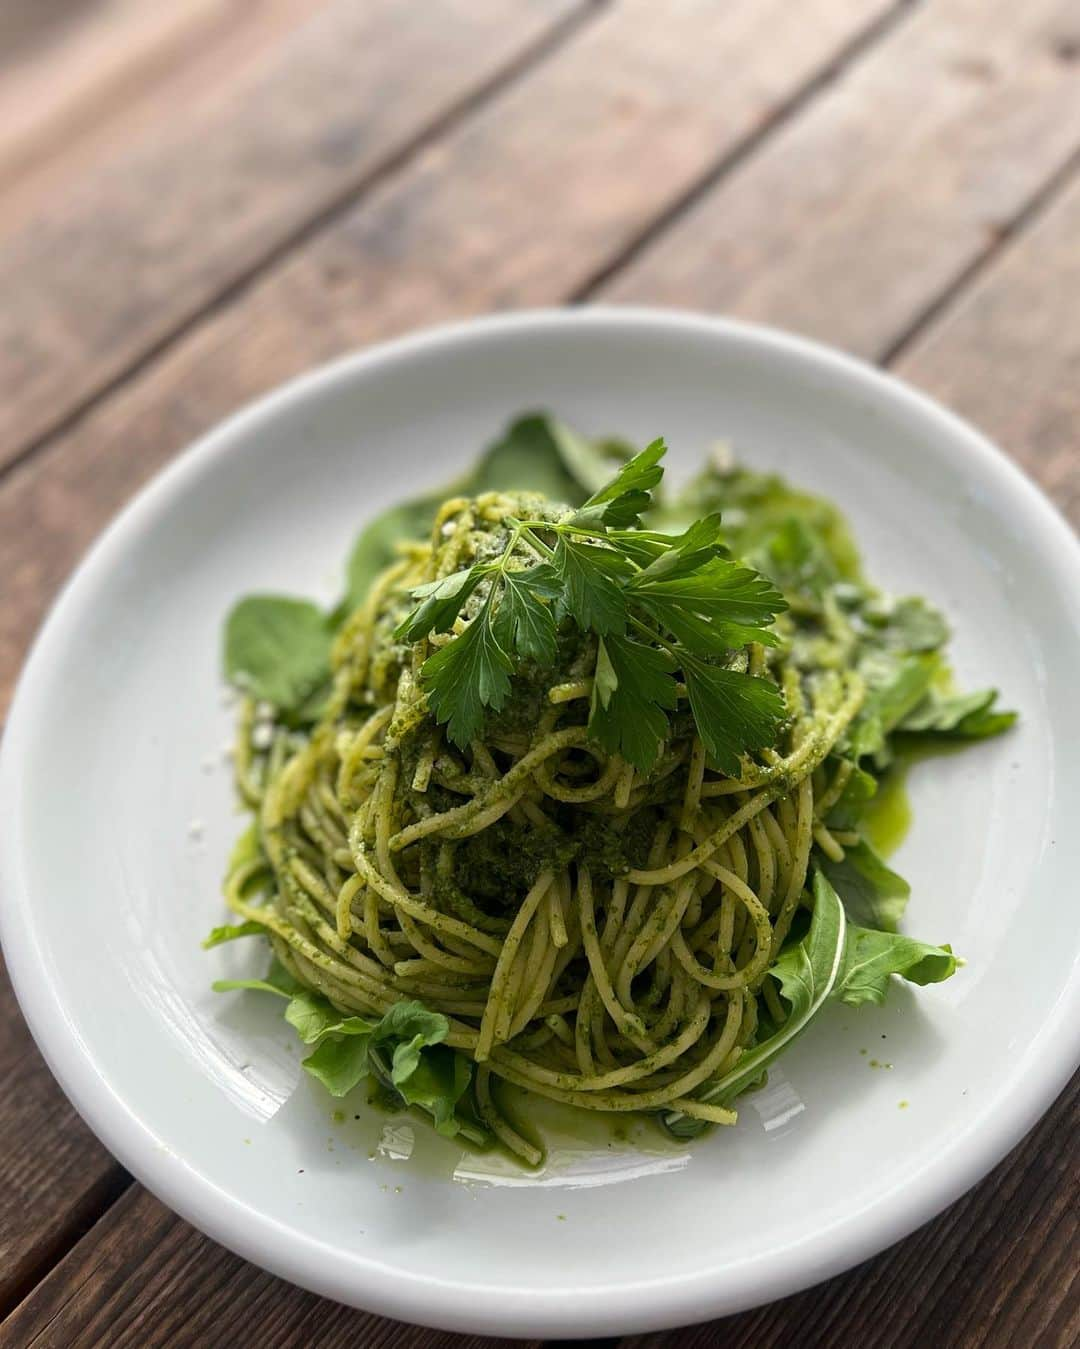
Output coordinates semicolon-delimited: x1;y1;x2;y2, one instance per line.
358;1081;683;1182
494;1081;676;1163
862;763;912;858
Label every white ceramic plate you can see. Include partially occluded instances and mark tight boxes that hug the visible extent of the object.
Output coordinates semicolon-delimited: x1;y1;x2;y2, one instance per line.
3;310;1079;1338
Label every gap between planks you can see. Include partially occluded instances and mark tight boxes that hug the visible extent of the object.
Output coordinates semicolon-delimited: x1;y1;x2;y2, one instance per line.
0;0;608;491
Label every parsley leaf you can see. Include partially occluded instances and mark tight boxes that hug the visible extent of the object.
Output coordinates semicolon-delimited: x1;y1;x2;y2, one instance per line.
493;565;560;664
422;596;513;748
552;537;631;634
589;635;678;772
395;566;485;642
630;556;786;652
682;657;787;776
567;438;667;528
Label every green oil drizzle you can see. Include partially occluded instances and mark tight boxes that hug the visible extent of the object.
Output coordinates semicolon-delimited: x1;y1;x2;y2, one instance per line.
862;763;912;858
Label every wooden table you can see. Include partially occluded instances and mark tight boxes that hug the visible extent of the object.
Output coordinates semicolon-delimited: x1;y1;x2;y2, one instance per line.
1;3;1077;1345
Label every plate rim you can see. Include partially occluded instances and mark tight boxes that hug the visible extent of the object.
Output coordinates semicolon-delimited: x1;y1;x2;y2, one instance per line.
2;306;1079;1337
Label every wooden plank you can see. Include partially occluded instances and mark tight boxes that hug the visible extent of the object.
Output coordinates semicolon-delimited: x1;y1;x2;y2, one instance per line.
896;169;1080;524
0;1187;540;1349
0;2;325;198
600;0;1080;363
0;0;903;715
1;0;1076;1339
0;961;126;1320
618;1075;1079;1348
0;0;902;1324
0;0;588;469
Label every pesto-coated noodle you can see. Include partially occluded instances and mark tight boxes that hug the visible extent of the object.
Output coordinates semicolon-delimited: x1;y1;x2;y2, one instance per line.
223;491;865;1160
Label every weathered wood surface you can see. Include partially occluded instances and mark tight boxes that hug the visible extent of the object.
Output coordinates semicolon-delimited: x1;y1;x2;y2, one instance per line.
0;0;589;467
0;1188;540;1349
600;0;1080;361
0;0;1077;1343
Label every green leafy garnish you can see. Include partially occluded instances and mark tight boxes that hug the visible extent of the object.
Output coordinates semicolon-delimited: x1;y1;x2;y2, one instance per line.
202;920;265;950
344;414;623;610
819;837;911;932
214;973;476;1138
835;925;956;1006
223;596;331;712
898;686;1017;740
396;440;788;771
664;869;847;1133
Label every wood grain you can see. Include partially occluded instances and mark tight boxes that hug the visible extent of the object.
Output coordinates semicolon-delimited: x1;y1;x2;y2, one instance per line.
0;1;328;200
0;1187;538;1349
600;0;1080;362
0;0;587;468
897;169;1080;524
0;958;127;1320
0;0;1077;1343
0;0;901;1325
619;1076;1079;1348
0;0;903;716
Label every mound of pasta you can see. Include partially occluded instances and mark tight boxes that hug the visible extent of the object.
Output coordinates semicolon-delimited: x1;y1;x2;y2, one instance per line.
209;418;1012;1164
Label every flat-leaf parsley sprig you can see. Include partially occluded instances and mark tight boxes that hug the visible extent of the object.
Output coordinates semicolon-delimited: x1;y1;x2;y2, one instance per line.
395;439;789;773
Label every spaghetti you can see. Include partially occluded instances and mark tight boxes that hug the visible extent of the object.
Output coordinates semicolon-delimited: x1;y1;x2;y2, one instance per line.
223;489;868;1162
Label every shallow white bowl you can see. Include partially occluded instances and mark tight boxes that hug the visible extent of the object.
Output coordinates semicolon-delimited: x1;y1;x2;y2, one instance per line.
3;310;1079;1337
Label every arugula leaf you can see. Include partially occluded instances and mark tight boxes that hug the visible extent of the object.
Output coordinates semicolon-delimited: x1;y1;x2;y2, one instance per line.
820;837;910;932
224;596;332;711
823;760;878;831
345;498;443;611
588;634;678;772
682;658;787;776
664;869;847;1132
552;537;631;634
389;1043;472;1137
212;956;303;999
630;556;786;652
472;414;614;502
898;686;1017;740
493;566;560;664
302;1035;374;1096
847;651;941;762
202;920;265;950
836;924;956;1006
212;976;292;998
284;990;377;1044
860;595;948;652
753;516;840;601
422;596;514;748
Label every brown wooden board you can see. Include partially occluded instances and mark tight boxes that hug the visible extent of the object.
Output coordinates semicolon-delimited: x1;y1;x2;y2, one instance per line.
0;0;909;715
0;0;1078;1342
0;1;328;200
599;0;1080;364
0;0;589;468
617;1081;1080;1348
0;0;905;1322
896;169;1080;524
0;1187;540;1349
